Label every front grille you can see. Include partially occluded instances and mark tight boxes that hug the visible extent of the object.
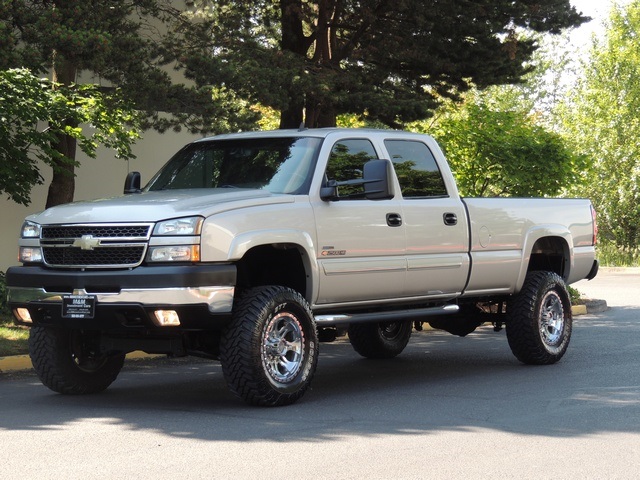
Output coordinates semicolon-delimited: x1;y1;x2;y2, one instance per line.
40;223;152;268
42;225;151;240
43;246;147;267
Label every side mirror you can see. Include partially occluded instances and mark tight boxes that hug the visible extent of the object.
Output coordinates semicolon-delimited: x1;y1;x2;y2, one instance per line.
320;159;394;201
124;171;142;194
320;179;339;201
363;159;393;200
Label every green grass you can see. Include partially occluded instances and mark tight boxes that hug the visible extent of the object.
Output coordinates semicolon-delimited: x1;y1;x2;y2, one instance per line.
0;314;29;357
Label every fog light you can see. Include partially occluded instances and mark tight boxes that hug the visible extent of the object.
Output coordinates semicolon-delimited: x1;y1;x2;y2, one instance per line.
14;308;33;324
153;310;181;326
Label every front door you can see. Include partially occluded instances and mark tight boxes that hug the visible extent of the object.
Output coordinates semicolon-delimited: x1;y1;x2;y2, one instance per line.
312;138;406;305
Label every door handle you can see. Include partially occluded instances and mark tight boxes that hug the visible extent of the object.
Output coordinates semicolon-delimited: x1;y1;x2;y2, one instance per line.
386;213;402;227
443;213;457;226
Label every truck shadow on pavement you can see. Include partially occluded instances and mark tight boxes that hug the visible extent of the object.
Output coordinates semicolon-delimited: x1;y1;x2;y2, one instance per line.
1;313;639;442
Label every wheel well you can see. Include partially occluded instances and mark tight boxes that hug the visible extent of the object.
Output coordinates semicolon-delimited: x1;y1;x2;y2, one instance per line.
235;244;308;298
528;237;569;278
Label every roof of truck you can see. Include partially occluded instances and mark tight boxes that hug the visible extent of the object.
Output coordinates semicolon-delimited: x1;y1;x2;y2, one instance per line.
195;127;434;142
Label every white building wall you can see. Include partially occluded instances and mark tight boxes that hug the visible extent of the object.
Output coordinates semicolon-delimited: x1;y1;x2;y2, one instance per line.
0;129;202;272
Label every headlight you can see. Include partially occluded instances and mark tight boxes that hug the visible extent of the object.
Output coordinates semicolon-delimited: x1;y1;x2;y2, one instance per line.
147;245;200;262
153;217;203;236
21;221;41;238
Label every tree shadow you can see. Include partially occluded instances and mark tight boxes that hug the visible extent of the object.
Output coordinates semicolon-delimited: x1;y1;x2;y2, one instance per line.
1;308;639;443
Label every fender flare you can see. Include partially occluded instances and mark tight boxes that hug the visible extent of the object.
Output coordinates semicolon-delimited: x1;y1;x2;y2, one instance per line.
514;225;572;293
228;229;320;302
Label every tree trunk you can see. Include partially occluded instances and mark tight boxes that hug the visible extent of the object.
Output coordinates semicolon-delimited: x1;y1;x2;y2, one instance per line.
45;131;77;208
279;0;307;129
46;57;78;208
305;0;338;128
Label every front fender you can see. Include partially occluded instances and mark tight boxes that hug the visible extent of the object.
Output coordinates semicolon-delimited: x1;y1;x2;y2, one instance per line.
228;229;320;302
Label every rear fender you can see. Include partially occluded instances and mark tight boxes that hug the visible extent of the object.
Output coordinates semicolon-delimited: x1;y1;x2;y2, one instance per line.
515;226;571;293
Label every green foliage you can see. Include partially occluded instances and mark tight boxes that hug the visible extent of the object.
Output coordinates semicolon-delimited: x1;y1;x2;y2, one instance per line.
182;0;588;128
558;2;640;248
1;1;260;207
0;68;141;205
0;0;261;134
566;285;581;304
424;97;584;197
596;241;640;267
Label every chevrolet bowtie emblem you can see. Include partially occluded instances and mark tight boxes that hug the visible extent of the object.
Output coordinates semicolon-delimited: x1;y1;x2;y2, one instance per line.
72;235;101;250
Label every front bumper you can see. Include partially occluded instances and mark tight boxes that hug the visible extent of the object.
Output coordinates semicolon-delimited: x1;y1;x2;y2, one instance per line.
6;264;236;330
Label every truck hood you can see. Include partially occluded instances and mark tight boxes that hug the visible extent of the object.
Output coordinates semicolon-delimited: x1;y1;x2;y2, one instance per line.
27;189;295;224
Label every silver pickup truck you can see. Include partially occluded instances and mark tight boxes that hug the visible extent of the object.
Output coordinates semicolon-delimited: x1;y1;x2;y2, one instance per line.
6;128;599;406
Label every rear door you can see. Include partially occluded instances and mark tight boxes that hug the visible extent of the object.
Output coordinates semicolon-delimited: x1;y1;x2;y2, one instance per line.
383;138;470;299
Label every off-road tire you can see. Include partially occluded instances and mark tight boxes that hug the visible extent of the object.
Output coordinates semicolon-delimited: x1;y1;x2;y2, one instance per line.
506;271;572;365
220;286;319;407
348;321;412;359
29;326;125;394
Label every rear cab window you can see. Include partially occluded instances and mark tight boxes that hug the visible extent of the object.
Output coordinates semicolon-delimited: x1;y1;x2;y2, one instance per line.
384;140;448;198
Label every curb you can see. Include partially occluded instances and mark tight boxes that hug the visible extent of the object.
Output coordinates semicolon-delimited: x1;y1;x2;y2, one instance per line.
0;351;161;374
571;305;587;315
573;298;608;315
0;354;32;373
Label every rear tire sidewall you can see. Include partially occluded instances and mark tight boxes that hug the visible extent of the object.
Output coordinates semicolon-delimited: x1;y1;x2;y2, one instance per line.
506;271;572;365
348;321;412;359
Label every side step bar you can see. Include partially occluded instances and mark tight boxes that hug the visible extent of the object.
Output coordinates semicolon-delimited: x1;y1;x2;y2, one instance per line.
314;304;459;327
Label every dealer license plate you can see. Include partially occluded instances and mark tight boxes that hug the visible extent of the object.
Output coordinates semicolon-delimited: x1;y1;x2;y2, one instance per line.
62;295;96;319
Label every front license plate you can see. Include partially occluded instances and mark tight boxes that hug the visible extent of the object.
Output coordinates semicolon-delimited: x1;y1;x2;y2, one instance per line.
62;295;96;319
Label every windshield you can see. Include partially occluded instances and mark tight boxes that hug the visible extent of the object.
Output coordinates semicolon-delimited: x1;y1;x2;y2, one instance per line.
146;136;322;194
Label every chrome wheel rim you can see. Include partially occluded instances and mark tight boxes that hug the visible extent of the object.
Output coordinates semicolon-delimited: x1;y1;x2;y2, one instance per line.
539;290;565;346
262;312;305;384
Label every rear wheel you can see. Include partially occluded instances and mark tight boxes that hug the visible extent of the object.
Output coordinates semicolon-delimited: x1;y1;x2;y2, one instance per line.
220;286;319;406
348;321;412;359
29;326;125;394
506;271;572;365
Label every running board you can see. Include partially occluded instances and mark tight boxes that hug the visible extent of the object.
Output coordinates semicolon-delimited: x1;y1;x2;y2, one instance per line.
314;304;459;326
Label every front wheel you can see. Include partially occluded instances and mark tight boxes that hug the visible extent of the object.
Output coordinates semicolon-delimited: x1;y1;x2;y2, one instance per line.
348;321;412;359
506;271;572;365
220;286;319;406
29;327;125;394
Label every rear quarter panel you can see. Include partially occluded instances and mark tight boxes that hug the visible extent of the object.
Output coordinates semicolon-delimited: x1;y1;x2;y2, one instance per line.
462;197;596;296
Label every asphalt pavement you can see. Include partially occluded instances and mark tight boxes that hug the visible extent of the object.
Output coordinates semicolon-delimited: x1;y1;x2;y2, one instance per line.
0;268;639;479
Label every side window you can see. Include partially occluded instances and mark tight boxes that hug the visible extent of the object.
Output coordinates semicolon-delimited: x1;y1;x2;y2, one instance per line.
384;140;448;198
325;139;378;198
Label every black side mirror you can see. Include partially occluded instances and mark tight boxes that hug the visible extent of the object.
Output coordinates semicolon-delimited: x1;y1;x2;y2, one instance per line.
320;179;339;201
124;171;142;194
320;159;393;201
363;159;393;200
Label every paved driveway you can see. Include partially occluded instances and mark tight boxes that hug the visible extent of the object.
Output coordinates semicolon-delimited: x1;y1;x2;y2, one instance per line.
0;268;638;479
